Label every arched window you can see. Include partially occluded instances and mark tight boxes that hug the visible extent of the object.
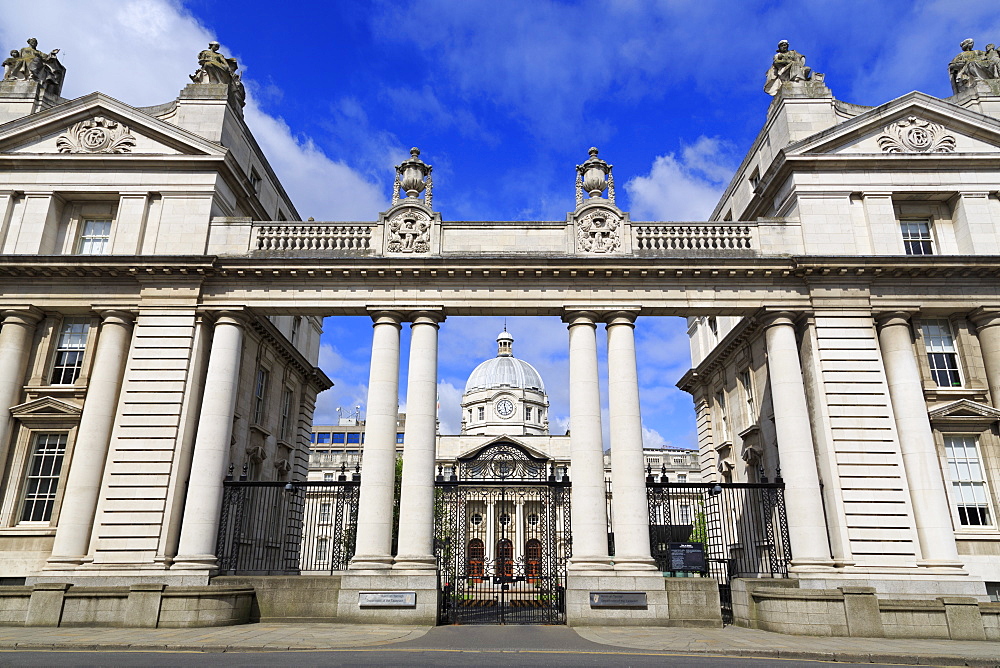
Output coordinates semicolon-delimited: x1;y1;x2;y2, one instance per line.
525;538;542;579
467;538;485;578
496;538;514;578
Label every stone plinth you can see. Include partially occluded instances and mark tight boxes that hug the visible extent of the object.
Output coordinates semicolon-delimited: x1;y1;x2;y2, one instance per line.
336;573;438;624
565;573;721;627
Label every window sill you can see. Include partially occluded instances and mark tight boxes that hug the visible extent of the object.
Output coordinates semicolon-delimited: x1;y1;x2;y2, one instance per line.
923;386;989;403
0;525;56;536
954;530;1000;539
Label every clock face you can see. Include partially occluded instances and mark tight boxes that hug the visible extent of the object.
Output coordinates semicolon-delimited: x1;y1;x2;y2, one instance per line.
495;399;515;418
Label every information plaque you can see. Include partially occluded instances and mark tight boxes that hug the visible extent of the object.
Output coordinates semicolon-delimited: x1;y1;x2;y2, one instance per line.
667;542;706;572
589;591;647;608
358;591;417;608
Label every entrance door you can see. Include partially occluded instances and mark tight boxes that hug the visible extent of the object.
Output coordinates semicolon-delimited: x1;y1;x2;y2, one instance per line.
435;442;571;625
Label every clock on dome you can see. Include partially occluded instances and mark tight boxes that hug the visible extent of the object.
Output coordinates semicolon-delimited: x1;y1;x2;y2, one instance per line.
495;398;515;418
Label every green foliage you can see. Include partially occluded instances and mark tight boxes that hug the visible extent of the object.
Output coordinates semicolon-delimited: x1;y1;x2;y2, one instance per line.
689;503;708;544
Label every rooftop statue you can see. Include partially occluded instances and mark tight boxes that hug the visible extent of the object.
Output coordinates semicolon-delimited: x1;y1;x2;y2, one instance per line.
949;38;1000;94
2;38;66;96
189;41;245;104
764;40;812;96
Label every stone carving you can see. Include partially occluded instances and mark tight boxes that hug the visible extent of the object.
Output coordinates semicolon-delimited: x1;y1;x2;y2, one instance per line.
764;40;813;96
575;147;615;206
391;147;433;207
576;208;621;253
2;38;65;96
948;38;1000;95
386;207;432;253
877;116;956;154
56;117;136;154
190;41;245;102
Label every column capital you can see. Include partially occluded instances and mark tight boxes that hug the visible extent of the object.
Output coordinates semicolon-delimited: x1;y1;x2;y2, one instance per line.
874;310;916;330
407;309;445;327
603;310;639;327
759;310;804;330
968;307;1000;331
1;306;43;326
562;310;599;328
94;309;135;327
212;310;247;328
367;308;404;328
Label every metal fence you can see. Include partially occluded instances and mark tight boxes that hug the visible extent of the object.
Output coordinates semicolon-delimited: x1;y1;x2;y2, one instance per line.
216;476;360;575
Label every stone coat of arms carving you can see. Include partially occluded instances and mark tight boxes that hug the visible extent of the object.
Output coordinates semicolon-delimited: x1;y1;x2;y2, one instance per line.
386;207;432;253
56;116;136;154
576;209;621;253
877;116;956;154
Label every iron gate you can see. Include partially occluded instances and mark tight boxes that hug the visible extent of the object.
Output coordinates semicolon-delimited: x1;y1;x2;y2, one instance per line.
434;442;571;625
643;475;791;624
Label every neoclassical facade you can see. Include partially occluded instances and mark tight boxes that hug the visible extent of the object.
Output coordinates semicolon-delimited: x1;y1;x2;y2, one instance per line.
0;35;997;633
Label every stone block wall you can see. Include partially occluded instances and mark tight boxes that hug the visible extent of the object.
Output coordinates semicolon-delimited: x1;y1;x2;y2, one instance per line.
213;575;341;622
565;574;722;627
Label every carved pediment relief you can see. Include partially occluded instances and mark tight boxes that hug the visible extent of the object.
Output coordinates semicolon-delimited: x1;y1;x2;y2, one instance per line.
11;396;82;426
876;116;956;154
56;116;136;154
928;398;1000;429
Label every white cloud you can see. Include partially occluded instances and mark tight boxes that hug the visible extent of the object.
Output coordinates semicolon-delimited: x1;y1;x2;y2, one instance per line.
626;137;738;221
436;381;464;435
0;0;386;221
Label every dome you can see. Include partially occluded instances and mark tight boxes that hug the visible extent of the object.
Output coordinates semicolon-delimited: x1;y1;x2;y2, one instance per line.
464;331;545;393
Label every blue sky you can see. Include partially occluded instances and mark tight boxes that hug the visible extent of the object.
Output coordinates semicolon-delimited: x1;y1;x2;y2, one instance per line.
5;1;1000;448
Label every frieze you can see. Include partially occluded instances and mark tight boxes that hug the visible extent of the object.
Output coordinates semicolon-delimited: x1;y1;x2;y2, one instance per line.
56;116;136;154
877;116;955;154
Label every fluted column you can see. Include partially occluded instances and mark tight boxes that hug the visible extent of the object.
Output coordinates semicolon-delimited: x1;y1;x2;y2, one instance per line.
562;311;612;570
47;310;134;567
394;311;444;570
971;309;1000;406
605;311;656;570
0;308;41;469
350;311;403;570
173;312;246;570
761;312;833;567
876;312;963;569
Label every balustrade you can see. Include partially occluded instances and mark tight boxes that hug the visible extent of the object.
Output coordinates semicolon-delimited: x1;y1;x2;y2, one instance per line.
634;223;755;251
253;223;373;251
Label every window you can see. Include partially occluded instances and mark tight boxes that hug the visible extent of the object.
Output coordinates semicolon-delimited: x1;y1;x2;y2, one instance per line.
346;433;360;444
319;502;331;524
77;219;111;254
715;391;730;441
279;388;293;440
739;369;756;421
50;318;90;384
921;319;962;387
396;433;405;444
252;368;269;424
679;505;692;524
316;432;331;444
290;316;301;346
309;432;317;443
708;316;718;336
749;167;761;189
677;474;687;483
673;457;684;465
525;406;532;421
323;472;334;482
478;406;485;421
315;537;328;562
945;436;993;527
19;433;67;522
332;433;345;444
249;168;262;194
901;219;934;255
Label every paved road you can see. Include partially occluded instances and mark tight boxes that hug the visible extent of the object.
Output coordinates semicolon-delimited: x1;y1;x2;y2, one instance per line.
0;627;907;667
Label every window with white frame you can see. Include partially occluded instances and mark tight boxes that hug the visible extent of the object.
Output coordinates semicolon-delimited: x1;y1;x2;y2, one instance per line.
279;387;293;440
252;367;269;425
679;505;692;524
478;406;485;421
77;219;112;254
715;390;730;441
944;436;993;527
315;537;328;562
19;433;67;523
921;319;963;387
323;472;334;482
524;406;532;421
50;318;90;385
319;502;331;524
739;369;756;422
901;219;934;255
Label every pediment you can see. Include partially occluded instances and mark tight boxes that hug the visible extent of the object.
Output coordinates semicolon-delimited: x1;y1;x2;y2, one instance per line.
0;92;225;157
928;399;1000;429
786;92;1000;157
11;396;82;422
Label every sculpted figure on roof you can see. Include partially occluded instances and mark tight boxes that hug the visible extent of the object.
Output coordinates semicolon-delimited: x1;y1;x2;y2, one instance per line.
191;41;239;85
764;40;812;96
949;38;1000;94
3;38;65;95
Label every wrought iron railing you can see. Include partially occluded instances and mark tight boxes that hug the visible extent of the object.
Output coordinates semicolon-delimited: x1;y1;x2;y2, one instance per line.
215;477;360;575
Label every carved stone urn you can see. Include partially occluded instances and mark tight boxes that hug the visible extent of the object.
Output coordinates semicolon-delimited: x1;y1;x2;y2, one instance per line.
577;147;610;198
397;147;431;198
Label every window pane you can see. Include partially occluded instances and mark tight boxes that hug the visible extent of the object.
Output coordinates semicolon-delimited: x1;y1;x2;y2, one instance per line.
945;436;993;527
921;320;962;387
901;220;933;255
78;219;111;255
50;318;90;384
20;433;67;522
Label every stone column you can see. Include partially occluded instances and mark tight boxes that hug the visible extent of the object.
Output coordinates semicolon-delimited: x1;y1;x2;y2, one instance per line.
173;312;246;570
47;310;134;567
761;312;833;567
562;311;612;570
605;311;656;570
970;309;1000;406
0;308;41;470
394;311;443;570
350;311;403;570
876;312;962;569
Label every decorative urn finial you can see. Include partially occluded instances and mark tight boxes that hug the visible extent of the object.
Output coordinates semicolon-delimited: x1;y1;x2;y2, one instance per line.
392;147;434;207
575;147;615;206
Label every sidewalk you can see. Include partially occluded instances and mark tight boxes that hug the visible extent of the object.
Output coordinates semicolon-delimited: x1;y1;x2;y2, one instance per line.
0;622;997;665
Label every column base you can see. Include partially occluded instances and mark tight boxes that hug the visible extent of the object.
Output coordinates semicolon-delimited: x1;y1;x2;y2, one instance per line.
392;555;436;571
568;556;614;572
170;555;219;571
788;558;838;573
43;555;86;569
915;559;969;574
613;556;659;571
348;554;394;570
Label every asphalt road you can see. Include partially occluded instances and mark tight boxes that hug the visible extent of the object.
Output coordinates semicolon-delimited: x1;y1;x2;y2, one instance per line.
0;627;907;667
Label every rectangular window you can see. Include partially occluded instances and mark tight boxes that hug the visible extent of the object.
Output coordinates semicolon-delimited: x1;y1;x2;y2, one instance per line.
252;368;269;424
309;432;317;443
478;406;485;421
396;433;405;444
673;457;684;465
249;168;262;194
739;369;756;421
50;318;90;385
901;219;934;255
346;433;360;444
715;391;730;441
525;406;532;421
945;436;993;527
679;505;692;524
316;432;331;444
323;472;334;482
315;537;328;562
279;388;293;440
319;502;331;524
19;433;67;523
77;219;112;255
290;316;301;346
677;474;687;483
332;433;345;444
921;319;962;387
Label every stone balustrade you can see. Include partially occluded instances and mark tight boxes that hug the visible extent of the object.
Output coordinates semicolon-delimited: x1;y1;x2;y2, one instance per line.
253;223;373;251
633;223;756;251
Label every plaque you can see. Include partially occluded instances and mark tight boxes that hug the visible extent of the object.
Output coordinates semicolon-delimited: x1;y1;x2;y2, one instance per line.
358;591;417;607
589;591;647;608
667;542;706;572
